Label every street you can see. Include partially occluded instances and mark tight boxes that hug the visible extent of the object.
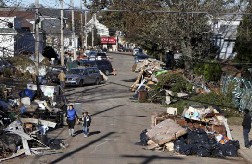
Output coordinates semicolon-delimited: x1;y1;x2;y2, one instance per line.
8;53;246;164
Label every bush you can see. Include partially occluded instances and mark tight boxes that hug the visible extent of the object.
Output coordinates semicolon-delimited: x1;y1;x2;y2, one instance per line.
193;62;222;82
156;72;193;93
3;67;12;77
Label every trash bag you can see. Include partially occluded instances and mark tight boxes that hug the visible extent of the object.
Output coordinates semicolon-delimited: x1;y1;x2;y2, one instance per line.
140;129;149;146
197;145;211;157
179;144;192;155
212;146;224;158
19;89;36;100
174;139;186;153
187;129;208;144
221;144;237;157
226;140;240;149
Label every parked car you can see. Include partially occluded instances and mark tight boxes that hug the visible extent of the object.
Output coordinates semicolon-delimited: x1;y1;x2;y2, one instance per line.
134;53;149;63
78;59;114;76
46;66;67;83
86;50;97;60
96;52;108;60
65;67;102;87
132;48;143;56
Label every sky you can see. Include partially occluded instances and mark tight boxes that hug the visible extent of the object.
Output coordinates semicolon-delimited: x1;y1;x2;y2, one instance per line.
7;0;86;8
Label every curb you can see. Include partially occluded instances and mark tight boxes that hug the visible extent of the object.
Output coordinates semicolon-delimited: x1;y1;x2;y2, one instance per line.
238;149;252;164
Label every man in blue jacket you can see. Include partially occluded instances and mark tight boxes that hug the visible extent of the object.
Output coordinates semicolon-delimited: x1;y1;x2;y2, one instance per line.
242;109;251;148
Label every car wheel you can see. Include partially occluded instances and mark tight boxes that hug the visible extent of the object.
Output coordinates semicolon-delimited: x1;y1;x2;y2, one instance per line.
79;80;84;87
105;70;110;76
95;78;100;85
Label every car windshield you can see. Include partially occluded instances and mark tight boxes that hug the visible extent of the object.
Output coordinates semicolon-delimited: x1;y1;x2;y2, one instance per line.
67;69;83;74
97;53;106;56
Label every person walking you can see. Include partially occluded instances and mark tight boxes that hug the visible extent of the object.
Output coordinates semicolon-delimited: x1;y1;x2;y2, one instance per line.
66;104;78;137
58;70;66;90
242;109;251;148
82;111;91;137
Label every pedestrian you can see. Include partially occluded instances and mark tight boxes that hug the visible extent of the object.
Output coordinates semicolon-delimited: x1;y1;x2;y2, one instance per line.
242;109;251;148
66;104;78;137
58;70;66;90
82;111;91;137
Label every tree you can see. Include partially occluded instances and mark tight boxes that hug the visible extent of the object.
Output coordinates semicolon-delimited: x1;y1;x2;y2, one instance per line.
90;0;245;71
234;2;252;64
0;0;5;7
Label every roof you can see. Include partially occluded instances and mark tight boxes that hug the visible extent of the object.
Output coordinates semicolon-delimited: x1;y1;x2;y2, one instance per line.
0;9;35;29
41;18;72;36
0;28;17;34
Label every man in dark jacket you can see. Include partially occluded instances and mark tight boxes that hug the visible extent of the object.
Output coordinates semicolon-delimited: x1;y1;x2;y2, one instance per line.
242;109;251;148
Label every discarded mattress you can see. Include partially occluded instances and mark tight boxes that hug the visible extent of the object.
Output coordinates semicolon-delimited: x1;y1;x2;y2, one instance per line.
147;119;187;145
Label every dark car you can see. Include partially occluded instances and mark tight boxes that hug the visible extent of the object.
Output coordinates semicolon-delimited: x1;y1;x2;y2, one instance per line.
134;53;149;63
96;52;107;60
46;66;67;83
78;59;114;76
65;67;102;86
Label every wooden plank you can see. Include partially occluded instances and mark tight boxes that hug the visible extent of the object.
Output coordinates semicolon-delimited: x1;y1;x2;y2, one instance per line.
224;118;232;139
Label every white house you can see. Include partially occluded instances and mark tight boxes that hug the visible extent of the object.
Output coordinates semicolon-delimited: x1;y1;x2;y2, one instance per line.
0;17;18;57
212;15;242;59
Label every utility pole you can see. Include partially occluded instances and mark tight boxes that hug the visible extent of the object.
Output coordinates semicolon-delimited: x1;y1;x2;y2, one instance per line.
80;0;83;49
60;0;64;66
92;13;96;48
84;10;88;49
71;0;76;60
35;0;39;74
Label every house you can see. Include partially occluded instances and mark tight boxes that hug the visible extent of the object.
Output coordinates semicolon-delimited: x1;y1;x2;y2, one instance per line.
0;17;17;57
212;15;242;59
0;9;43;58
38;8;79;55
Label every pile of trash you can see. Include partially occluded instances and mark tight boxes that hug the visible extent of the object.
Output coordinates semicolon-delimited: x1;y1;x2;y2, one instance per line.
140;105;240;158
130;59;166;92
0;83;69;161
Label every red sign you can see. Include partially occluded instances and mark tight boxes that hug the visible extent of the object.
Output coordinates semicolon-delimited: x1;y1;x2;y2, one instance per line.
101;37;116;45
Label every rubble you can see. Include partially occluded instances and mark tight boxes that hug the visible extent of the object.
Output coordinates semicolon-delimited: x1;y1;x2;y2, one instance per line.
0;80;68;162
140;105;240;158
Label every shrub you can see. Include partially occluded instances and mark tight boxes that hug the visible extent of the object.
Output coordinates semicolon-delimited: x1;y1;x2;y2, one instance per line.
193;62;222;82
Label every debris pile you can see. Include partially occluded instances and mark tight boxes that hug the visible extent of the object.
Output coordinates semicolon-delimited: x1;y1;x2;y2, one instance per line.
140;105;240;158
0;82;68;162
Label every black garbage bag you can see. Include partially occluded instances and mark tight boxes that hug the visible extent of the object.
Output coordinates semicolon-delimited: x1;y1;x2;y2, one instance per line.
226;140;240;149
190;144;199;155
212;146;225;158
179;144;193;155
187;129;209;144
140;129;149;146
197;146;211;157
221;144;238;157
174;139;186;153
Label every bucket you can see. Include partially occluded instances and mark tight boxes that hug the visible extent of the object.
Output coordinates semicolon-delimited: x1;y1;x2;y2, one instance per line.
138;90;148;103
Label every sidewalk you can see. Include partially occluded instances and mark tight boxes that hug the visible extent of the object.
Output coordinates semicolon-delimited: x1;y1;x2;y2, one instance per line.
230;125;252;164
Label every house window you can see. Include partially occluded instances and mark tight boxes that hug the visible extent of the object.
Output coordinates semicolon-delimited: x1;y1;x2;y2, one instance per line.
69;39;72;46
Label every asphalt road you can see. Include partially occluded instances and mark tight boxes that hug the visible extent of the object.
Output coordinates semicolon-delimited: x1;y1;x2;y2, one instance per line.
8;53;246;164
